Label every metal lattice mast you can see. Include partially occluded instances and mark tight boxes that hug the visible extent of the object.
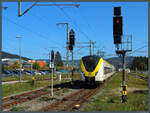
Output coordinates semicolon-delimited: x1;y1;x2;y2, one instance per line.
66;24;69;79
56;23;70;79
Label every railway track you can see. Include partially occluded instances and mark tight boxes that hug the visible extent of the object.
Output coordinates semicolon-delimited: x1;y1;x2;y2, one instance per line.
40;73;116;112
137;75;148;80
2;87;60;110
2;73;116;111
130;73;148;81
2;80;75;111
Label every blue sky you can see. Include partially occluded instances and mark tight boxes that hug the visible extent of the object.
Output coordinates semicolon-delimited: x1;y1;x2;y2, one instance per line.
2;2;148;60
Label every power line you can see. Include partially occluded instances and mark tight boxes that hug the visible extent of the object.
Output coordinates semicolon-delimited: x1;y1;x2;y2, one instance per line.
75;8;98;39
54;2;91;41
5;17;61;46
127;45;148;55
29;13;51;26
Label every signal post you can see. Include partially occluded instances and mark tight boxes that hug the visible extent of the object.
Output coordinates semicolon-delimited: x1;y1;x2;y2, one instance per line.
69;29;75;82
113;7;132;103
49;50;55;97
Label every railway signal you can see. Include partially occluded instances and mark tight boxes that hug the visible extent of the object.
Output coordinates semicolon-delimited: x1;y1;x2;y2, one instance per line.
69;29;75;82
113;7;132;103
50;50;54;63
114;7;121;16
113;6;123;45
113;16;123;36
113;35;121;44
50;50;55;97
69;29;75;49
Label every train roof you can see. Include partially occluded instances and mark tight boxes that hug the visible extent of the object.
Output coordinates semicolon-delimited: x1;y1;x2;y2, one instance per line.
81;55;115;68
81;55;101;59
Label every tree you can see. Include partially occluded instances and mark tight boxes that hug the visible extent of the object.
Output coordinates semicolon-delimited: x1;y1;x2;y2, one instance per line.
2;65;9;71
13;60;21;70
32;62;40;70
131;56;148;71
54;51;63;66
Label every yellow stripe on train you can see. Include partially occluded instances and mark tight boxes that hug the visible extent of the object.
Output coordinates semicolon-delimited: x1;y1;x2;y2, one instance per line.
80;58;103;77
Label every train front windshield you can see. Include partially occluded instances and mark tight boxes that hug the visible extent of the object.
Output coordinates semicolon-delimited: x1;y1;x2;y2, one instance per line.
82;56;100;72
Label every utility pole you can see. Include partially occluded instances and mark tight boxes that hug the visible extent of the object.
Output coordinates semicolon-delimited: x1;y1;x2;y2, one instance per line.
30;63;32;76
56;23;70;79
77;40;96;56
97;50;105;57
71;50;74;82
18;1;21;16
92;41;96;55
97;50;100;56
90;40;91;56
69;29;75;82
136;67;137;80
49;50;54;97
66;24;69;79
16;36;22;82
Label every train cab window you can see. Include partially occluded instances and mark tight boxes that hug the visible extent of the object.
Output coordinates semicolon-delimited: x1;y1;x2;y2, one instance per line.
82;56;100;72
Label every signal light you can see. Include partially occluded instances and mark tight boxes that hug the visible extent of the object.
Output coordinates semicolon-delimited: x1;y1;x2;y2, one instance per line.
51;50;54;62
113;16;123;36
116;20;119;23
113;35;122;44
114;7;121;16
69;29;75;46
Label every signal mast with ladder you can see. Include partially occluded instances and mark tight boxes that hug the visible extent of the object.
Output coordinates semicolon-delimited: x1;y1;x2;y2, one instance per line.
113;7;132;103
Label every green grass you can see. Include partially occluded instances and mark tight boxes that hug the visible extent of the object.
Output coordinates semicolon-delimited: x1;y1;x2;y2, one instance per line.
130;71;148;79
2;73;80;97
10;106;29;111
2;78;70;97
37;96;54;102
2;75;31;81
62;88;70;93
83;72;148;112
2;73;80;82
2;74;51;82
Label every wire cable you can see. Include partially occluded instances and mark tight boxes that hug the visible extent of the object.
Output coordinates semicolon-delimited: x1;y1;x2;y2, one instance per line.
5;17;61;46
53;2;91;41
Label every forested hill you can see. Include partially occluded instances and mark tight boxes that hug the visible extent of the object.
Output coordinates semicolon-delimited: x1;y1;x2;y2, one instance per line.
37;56;135;69
2;51;31;61
106;56;134;69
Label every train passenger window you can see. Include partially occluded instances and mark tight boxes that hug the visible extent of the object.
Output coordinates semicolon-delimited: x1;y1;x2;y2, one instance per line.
104;67;112;74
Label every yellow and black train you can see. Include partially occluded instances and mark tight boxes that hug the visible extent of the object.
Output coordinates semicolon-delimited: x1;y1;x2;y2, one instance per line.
80;55;115;84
